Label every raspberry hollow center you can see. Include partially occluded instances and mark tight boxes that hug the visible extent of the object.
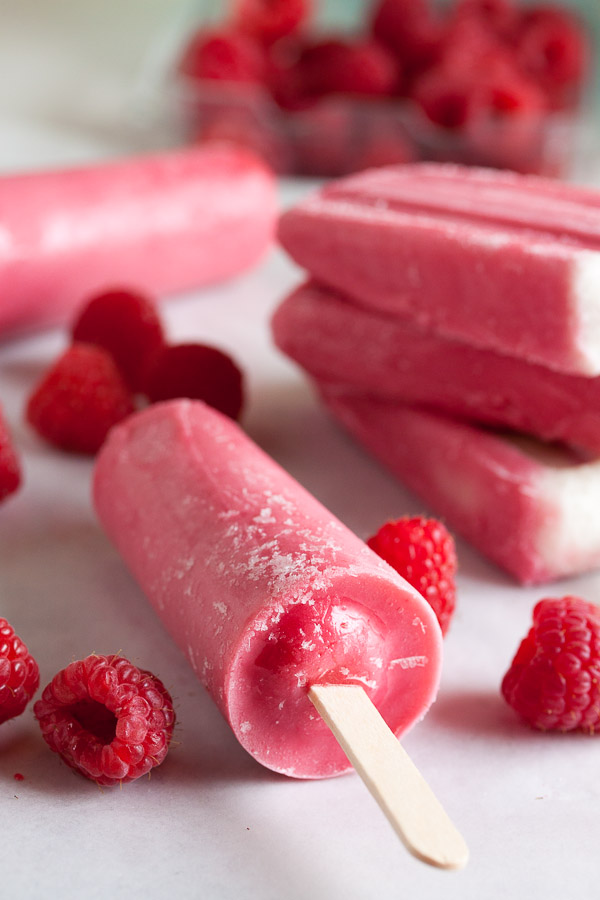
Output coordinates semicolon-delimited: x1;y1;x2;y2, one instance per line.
69;699;117;744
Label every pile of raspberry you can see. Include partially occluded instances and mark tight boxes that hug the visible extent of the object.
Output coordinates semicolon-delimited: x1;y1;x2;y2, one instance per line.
25;288;244;455
178;0;588;176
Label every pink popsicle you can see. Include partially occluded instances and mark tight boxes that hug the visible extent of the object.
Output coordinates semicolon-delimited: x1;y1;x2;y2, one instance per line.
278;163;600;376
0;143;276;337
272;280;600;453
93;400;442;778
320;388;600;584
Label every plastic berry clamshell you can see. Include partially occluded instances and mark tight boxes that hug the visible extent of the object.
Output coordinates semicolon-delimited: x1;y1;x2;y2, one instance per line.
161;0;593;178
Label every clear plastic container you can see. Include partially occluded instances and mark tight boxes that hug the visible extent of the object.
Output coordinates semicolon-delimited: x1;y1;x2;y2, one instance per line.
161;0;593;177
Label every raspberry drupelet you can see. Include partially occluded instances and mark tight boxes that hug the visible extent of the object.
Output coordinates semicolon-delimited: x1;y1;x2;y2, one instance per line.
34;654;176;785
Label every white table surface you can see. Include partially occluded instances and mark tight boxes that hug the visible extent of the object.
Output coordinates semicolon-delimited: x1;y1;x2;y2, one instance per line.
2;46;600;900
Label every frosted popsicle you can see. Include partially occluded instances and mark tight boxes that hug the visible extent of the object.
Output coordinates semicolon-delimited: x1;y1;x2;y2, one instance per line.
0;144;275;336
93;400;442;779
319;388;600;585
272;280;600;453
278;163;600;376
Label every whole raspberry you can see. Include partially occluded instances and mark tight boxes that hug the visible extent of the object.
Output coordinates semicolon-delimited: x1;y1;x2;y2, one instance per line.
233;0;311;45
371;0;443;76
144;343;244;420
501;597;600;733
179;29;266;83
299;39;400;98
71;289;166;392
34;654;176;786
452;0;518;38
26;343;135;454
515;12;588;109
0;409;22;503
0;618;40;725
367;517;457;635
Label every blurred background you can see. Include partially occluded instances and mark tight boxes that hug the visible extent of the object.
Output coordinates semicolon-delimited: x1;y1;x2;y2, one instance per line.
0;0;598;177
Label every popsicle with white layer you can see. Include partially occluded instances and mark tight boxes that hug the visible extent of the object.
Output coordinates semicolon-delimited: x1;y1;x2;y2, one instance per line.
93;399;467;869
272;280;600;454
278;162;600;376
319;387;600;585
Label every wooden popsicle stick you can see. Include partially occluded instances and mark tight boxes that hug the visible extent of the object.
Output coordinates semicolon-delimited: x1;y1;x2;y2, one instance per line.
308;684;468;871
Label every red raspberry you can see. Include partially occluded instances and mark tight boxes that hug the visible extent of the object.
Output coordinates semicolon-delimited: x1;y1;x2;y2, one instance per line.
515;12;588;108
413;69;480;129
0;619;39;725
501;597;600;733
367;517;457;635
34;654;176;786
179;29;266;83
26;344;135;454
299;39;400;98
144;343;244;420
0;409;22;503
71;289;166;392
371;0;443;77
451;0;518;38
233;0;311;45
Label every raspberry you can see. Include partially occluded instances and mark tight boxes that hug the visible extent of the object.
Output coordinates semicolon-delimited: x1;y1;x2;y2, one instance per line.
299;39;400;98
367;517;457;635
144;343;244;420
371;0;443;77
501;597;600;733
515;12;588;108
34;654;176;786
413;69;480;129
452;0;518;38
26;344;135;454
233;0;311;45
0;409;22;503
0;618;39;725
71;289;166;392
179;29;266;83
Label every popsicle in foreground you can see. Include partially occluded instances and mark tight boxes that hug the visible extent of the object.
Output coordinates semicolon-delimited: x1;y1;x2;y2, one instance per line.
93;399;441;779
272;281;600;454
320;388;600;584
0;143;276;337
94;400;467;869
278;163;600;376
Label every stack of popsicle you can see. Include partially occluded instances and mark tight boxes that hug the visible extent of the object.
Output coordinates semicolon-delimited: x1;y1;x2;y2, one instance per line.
274;162;600;584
